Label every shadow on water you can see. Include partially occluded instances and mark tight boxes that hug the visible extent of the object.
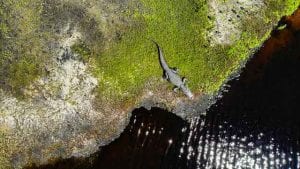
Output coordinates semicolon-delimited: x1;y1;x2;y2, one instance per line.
27;108;189;169
28;7;300;169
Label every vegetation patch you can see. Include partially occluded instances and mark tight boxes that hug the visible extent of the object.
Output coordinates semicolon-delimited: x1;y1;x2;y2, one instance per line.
71;41;92;62
93;0;299;102
1;0;297;101
0;0;48;98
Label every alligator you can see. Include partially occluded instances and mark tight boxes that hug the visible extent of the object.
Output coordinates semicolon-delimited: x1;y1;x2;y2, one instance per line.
152;40;194;99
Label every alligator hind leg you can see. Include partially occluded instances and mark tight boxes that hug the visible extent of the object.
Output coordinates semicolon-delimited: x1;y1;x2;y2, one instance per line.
171;67;179;74
182;77;187;84
173;86;179;93
162;70;169;80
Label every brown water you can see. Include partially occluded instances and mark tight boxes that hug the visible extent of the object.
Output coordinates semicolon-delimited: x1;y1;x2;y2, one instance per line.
27;7;300;169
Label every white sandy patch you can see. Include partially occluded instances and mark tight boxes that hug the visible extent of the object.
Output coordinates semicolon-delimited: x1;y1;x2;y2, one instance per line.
208;0;264;45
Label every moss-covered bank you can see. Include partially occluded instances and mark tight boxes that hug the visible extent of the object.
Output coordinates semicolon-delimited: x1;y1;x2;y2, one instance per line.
92;0;299;103
0;0;299;102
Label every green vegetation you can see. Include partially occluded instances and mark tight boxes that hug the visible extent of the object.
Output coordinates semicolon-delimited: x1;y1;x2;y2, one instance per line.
94;0;299;102
1;0;298;101
264;0;299;22
0;126;12;169
8;56;41;96
283;0;299;15
0;0;47;98
95;0;214;101
71;42;92;62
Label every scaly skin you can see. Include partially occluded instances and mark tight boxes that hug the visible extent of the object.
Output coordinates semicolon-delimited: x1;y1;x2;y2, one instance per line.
152;40;194;99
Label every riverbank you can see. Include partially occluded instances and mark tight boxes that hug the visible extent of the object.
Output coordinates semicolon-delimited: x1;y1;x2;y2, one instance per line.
0;1;299;168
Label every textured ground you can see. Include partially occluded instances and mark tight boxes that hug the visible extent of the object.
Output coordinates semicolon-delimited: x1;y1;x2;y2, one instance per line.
0;0;299;168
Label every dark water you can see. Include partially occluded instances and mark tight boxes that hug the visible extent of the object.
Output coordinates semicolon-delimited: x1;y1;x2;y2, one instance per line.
28;8;300;169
